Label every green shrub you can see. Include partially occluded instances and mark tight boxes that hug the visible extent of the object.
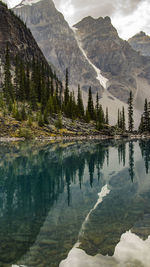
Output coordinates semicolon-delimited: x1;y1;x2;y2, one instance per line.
18;128;33;139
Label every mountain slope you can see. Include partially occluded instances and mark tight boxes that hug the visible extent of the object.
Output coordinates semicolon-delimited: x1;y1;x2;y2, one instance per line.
13;0;103;97
128;31;150;57
0;0;54;88
73;16;150;126
12;1;150;127
0;1;48;64
74;16;147;102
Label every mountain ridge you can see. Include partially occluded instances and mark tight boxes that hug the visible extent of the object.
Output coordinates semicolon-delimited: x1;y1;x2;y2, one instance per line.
13;0;103;98
128;31;150;57
12;1;150;126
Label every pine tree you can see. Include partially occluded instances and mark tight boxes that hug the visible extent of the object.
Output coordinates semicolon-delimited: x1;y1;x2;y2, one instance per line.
38;111;44;127
122;106;126;131
77;85;84;118
96;93;99;115
25;63;30;101
85;109;90;123
143;98;149;132
64;68;69;106
30;82;37;111
148;102;150;132
87;87;94;120
14;55;19;100
55;112;62;129
96;104;105;130
117;109;120;128
20;104;27;121
3;44;13;102
18;59;26;101
139;115;144;133
105;107;109;125
46;96;54;114
43;107;49;124
128;91;134;133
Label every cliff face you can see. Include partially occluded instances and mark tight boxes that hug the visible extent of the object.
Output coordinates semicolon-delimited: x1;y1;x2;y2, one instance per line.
74;16;149;103
0;1;52;88
128;31;150;57
13;0;103;96
0;1;47;64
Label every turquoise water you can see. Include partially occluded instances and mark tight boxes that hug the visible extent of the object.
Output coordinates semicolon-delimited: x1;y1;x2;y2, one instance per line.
0;140;150;267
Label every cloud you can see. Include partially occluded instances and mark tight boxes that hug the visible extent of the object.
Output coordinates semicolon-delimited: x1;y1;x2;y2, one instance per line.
2;0;22;7
4;0;150;39
53;0;150;39
112;0;150;39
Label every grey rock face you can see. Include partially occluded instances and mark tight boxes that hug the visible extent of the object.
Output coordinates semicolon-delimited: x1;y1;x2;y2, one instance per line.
13;0;103;97
74;16;150;103
128;31;150;57
0;1;50;87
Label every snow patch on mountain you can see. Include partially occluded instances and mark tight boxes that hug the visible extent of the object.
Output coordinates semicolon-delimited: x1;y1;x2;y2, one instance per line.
72;27;108;90
73;27;142;128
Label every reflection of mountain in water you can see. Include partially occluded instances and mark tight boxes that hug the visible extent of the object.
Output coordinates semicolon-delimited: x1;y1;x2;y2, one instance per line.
0;141;109;267
0;140;150;267
78;141;150;257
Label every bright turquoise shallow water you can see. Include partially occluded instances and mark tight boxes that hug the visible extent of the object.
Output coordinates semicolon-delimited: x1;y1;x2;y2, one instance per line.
0;140;150;267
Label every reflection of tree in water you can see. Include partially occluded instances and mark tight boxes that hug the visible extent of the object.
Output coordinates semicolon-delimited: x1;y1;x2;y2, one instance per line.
128;141;135;182
87;143;107;187
0;141;109;266
118;142;126;166
139;140;150;174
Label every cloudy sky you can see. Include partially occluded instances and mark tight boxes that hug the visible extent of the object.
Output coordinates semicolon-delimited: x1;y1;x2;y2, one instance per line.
4;0;150;39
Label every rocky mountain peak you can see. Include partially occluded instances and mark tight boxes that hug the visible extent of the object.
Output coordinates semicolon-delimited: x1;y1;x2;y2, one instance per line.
13;0;103;96
135;31;146;37
74;16;117;39
128;31;150;57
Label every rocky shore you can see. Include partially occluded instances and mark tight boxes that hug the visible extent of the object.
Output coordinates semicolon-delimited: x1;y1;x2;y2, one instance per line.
0;114;150;142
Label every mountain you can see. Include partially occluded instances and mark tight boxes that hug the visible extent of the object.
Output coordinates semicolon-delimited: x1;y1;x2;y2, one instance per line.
128;31;150;57
73;16;150;125
74;16;147;102
0;0;53;88
0;1;49;64
13;0;103;98
12;0;150;126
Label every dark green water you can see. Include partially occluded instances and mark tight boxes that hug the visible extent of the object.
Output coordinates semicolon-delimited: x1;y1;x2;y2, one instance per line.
0;140;150;267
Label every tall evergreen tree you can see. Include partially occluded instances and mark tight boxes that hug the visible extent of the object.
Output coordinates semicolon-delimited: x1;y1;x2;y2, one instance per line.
3;44;13;102
87;87;94;120
122;106;126;131
77;85;84;118
139;115;144;133
105;107;109;125
64;68;69;106
96;93;99;115
143;98;149;132
96;104;105;129
128;91;134;133
117;109;120;128
148;102;150;132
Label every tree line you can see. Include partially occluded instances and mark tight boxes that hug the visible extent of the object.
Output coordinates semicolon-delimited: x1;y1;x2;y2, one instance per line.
2;45;150;133
1;45;108;128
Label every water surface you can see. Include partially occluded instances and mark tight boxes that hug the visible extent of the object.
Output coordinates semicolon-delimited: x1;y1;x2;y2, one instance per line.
0;140;150;267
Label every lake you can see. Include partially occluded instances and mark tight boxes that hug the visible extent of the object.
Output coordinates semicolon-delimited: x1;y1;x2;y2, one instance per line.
0;139;150;267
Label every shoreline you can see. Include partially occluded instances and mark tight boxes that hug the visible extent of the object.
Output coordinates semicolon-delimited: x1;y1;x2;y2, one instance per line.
0;134;150;142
